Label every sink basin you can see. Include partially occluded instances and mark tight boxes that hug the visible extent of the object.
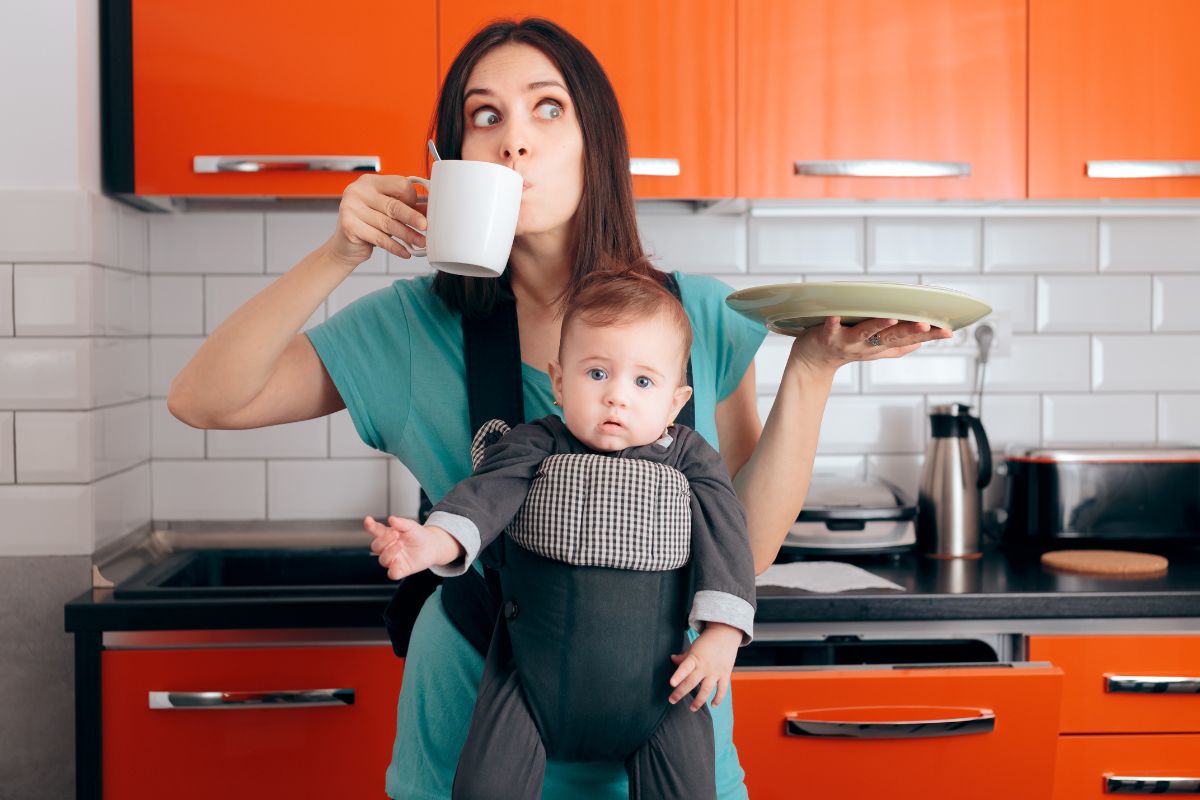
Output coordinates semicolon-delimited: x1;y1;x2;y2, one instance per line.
113;548;396;599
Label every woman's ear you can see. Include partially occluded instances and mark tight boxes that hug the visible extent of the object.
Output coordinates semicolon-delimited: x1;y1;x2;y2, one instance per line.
669;385;694;424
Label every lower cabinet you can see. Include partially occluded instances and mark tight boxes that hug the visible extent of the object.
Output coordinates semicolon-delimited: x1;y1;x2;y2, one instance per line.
1052;734;1200;798
102;644;402;799
731;663;1063;799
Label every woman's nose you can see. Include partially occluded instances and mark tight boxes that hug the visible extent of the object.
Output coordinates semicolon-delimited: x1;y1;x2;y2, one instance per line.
500;119;530;163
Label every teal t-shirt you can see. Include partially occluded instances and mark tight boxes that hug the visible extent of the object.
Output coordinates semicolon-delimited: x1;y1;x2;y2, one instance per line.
307;271;766;799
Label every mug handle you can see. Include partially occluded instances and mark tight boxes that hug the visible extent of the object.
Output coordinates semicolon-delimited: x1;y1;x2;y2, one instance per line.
398;176;431;257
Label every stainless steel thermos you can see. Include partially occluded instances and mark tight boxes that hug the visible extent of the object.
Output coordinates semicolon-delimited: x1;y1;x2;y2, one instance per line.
917;403;993;558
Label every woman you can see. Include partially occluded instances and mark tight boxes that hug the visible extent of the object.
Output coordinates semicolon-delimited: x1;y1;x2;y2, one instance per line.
167;18;948;800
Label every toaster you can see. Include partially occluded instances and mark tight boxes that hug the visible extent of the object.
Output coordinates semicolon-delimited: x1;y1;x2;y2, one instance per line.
1002;445;1200;549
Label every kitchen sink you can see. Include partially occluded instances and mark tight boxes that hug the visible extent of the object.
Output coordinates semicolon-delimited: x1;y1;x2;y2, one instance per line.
113;548;395;599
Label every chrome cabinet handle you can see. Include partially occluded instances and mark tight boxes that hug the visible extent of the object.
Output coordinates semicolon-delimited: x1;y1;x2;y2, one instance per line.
630;158;680;176
1105;776;1200;794
793;160;970;178
785;710;994;739
1106;675;1200;694
1087;161;1200;179
193;156;380;174
149;688;354;709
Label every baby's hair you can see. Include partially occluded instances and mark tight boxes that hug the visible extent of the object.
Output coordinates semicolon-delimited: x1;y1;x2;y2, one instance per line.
559;261;693;384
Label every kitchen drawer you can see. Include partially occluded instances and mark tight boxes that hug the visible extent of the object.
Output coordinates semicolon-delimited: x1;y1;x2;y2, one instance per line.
731;663;1063;800
1053;734;1200;799
1029;635;1200;734
102;644;402;799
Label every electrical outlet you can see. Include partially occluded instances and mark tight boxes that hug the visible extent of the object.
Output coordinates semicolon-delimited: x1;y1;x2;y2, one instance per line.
921;312;1011;359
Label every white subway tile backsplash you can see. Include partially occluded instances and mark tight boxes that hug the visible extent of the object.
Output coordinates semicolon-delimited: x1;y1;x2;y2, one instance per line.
205;276;325;334
386;251;434;275
94;463;151;549
150;337;203;397
1153;275;1200;332
119;206;148;272
93;338;149;407
0;190;90;263
90;195;122;270
983;217;1097;273
0;412;14;483
921;276;1035;333
326;276;397;318
102;269;149;336
863;354;976;394
15;412;91;483
749;217;863;273
266;212;386;274
207;417;328;459
267;459;388;520
1043;394;1156;445
150;276;203;335
754;336;858;396
330;409;384;458
867;218;980;273
1101;218;1200;272
866;454;923;501
816;395;925;454
0;483;93;556
1093;334;1200;391
94;401;150;479
927;393;1041;449
983;335;1090;392
0;264;13;336
151;399;204;458
811;455;865;479
0;338;91;410
148;213;264;274
638;213;746;273
152;460;266;520
1036;275;1151;332
14;264;99;336
389;459;421;519
1159;395;1200;445
713;274;801;292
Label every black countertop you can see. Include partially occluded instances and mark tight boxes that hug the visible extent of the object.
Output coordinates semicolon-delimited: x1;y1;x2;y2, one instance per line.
65;544;1200;634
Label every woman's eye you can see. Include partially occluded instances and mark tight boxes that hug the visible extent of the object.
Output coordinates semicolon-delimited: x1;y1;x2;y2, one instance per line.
471;108;501;127
635;376;654;389
535;101;564;120
587;368;607;381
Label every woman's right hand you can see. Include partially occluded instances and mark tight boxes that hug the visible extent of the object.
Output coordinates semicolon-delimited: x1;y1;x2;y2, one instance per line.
327;174;429;268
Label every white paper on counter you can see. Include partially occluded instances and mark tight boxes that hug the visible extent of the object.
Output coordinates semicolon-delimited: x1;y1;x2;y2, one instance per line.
755;561;905;593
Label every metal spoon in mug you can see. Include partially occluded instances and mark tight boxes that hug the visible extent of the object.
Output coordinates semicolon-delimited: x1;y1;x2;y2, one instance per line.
427;139;441;162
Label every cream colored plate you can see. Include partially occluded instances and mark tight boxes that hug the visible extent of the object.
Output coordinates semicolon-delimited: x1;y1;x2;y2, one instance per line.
725;281;992;337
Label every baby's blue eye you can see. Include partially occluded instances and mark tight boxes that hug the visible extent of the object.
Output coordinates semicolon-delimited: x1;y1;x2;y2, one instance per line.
588;368;607;381
635;376;653;388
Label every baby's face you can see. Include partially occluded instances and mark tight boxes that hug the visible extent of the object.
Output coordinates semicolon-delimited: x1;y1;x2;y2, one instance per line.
550;315;693;452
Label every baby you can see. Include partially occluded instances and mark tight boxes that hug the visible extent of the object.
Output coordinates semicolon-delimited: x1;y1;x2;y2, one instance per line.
365;270;755;800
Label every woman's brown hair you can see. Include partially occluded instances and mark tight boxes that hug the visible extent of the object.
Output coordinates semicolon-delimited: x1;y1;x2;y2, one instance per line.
428;18;663;318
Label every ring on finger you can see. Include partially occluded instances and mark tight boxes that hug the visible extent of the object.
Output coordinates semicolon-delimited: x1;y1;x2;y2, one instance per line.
867;333;883;347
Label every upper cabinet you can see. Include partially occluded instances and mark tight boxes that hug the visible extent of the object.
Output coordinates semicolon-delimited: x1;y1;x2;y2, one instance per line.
434;0;737;199
737;0;1026;200
107;0;438;197
1029;0;1200;199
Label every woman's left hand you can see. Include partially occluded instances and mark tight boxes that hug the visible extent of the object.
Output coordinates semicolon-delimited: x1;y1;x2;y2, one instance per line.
789;315;954;374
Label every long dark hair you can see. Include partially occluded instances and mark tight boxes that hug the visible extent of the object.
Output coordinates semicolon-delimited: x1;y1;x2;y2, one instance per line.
428;18;662;318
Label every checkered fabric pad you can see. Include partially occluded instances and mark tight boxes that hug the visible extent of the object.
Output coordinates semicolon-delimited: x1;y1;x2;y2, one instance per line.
507;453;692;571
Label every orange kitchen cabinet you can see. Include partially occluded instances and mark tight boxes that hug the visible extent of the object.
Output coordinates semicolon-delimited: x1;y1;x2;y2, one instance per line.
438;1;736;199
1052;734;1200;799
1029;0;1200;199
1028;635;1200;734
737;0;1026;200
102;645;402;799
124;0;437;196
731;663;1063;799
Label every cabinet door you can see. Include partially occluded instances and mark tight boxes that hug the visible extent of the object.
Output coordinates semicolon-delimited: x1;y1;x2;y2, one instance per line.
1029;0;1200;199
738;0;1026;199
439;1;736;199
731;664;1063;800
130;0;438;196
1053;734;1200;799
103;645;402;799
1028;634;1200;734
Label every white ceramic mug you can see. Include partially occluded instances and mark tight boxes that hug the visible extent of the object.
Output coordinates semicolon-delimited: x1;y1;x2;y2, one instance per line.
402;160;523;278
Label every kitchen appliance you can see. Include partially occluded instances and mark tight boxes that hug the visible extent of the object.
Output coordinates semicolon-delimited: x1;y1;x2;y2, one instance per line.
917;403;993;558
781;476;917;557
1003;446;1200;550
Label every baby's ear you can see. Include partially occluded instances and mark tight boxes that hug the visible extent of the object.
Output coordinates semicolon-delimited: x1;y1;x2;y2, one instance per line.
671;384;693;421
548;360;564;397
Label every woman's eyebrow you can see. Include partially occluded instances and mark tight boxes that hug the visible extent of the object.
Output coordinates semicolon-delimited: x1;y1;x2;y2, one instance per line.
464;80;567;101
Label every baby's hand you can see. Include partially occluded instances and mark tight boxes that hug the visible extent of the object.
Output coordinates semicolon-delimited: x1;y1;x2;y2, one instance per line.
668;622;743;711
364;515;463;580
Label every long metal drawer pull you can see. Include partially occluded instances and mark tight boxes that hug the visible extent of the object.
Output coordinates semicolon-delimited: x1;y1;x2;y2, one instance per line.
193;156;381;174
149;688;354;709
1087;161;1200;179
793;160;971;178
1106;675;1200;694
1105;775;1200;794
630;158;680;176
785;710;994;739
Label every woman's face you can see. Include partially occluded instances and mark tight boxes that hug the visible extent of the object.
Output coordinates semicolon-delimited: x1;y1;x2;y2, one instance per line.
460;43;585;237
